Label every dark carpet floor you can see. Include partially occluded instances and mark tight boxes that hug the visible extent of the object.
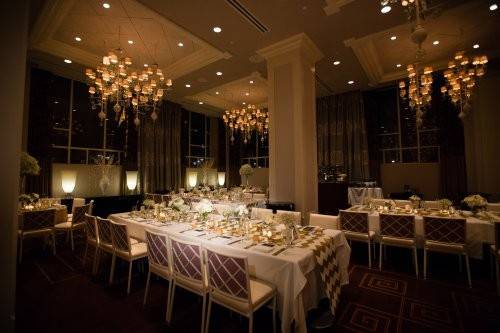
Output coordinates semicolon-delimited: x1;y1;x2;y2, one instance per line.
15;235;500;333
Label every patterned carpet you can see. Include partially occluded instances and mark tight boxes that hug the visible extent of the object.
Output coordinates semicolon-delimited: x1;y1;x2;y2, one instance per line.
15;237;500;333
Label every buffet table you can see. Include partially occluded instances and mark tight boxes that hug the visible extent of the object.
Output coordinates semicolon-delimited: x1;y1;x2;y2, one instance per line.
347;187;383;205
110;212;351;333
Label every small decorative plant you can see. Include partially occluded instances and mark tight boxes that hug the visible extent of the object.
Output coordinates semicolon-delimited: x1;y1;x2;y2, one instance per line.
462;194;487;213
239;164;254;186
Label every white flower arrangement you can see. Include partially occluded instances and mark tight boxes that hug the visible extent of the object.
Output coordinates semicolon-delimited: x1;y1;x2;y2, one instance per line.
168;197;190;212
462;194;487;210
194;199;214;219
239;164;254;176
234;204;249;217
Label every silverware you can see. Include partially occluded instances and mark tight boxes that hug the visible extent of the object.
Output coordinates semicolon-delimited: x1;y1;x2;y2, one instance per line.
179;228;190;233
195;233;206;237
227;239;242;245
272;247;287;256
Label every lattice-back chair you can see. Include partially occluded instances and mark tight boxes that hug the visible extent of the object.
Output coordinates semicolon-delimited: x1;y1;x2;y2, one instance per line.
18;209;57;263
250;207;273;220
143;229;173;319
423;216;471;287
109;220;147;294
490;221;500;295
379;214;418;276
55;202;93;251
167;235;207;331
95;217;114;276
309;213;338;229
204;245;277;333
339;210;375;267
83;213;99;274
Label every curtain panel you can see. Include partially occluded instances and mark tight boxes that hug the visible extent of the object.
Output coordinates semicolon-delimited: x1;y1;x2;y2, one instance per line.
317;91;370;180
139;101;182;193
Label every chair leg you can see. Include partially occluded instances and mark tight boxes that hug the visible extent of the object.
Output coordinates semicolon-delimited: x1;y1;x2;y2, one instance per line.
52;232;57;255
127;260;133;295
248;313;253;333
143;270;151;305
413;247;419;277
92;246;99;275
83;242;89;268
458;254;463;273
367;241;372;268
166;279;173;322
109;253;116;285
205;298;212;333
423;248;428;280
379;242;383;270
495;258;500;296
372;242;377;259
272;295;277;333
70;229;75;251
465;254;472;288
18;236;23;264
167;282;176;322
201;293;207;333
491;252;495;280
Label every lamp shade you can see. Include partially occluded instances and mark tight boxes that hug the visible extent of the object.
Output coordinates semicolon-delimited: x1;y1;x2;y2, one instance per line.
61;170;77;194
188;171;198;188
126;171;138;190
217;172;225;186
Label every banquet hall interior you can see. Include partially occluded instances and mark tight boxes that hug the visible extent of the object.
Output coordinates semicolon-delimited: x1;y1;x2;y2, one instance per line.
2;0;500;332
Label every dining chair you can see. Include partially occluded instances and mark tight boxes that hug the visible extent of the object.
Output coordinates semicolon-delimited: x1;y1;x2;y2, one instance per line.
394;200;411;207
144;193;155;202
54;201;93;251
339;210;375;268
423;216;471;287
370;198;386;206
252;193;266;201
487;202;500;212
83;213;99;274
161;194;172;204
204;245;277;333
167;235;207;332
95;217;115;276
143;229;173;322
490;221;500;295
379;214;418;276
250;207;273;220
309;213;338;229
276;210;302;225
423;200;440;209
109;220;148;294
18;209;56;263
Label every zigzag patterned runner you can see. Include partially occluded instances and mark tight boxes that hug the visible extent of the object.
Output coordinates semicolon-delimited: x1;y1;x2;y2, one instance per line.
296;234;341;316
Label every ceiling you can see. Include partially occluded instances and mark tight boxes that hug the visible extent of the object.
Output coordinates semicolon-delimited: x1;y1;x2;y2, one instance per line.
29;0;500;115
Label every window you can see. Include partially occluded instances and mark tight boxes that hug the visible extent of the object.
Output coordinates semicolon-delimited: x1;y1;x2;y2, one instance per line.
183;110;212;167
240;132;269;167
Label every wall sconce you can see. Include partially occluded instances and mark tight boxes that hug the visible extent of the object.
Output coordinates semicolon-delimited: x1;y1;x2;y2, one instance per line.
188;171;198;189
217;172;225;187
61;170;77;196
126;170;138;191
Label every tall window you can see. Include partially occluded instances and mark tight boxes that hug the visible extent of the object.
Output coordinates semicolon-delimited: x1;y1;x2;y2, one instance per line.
240;132;269;167
182;110;211;167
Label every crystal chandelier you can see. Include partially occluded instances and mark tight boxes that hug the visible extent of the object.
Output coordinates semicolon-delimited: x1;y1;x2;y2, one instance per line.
222;104;269;144
85;50;172;127
441;51;488;118
399;62;433;127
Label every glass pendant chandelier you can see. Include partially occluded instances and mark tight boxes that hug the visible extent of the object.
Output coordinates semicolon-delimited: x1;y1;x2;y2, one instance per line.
222;104;269;144
441;51;488;119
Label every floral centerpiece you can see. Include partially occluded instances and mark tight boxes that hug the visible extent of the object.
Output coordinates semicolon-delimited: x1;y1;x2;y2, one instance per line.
277;213;299;245
143;199;155;209
168;197;190;212
194;198;214;221
462;194;487;214
19;193;39;208
438;198;453;210
409;195;421;209
233;204;249;218
239;164;254;186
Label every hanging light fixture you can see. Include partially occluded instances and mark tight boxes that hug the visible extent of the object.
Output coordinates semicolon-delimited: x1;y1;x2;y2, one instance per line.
222;104;269;144
441;51;488;119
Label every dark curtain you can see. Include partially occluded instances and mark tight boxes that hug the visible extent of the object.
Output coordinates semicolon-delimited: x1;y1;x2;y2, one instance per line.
317;91;370;180
139;101;182;193
433;73;468;201
227;129;242;187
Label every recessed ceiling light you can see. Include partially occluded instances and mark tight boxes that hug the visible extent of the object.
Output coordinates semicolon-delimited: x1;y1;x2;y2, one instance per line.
185;84;191;88
215;91;220;95
381;5;391;14
102;3;110;9
348;80;354;85
75;36;82;42
177;42;184;47
144;64;148;67
128;40;134;44
199;101;204;105
433;40;440;45
216;71;222;76
390;35;397;41
64;59;72;64
245;92;249;96
490;3;498;11
473;43;480;49
249;80;254;84
396;63;402;68
333;60;341;65
213;26;222;33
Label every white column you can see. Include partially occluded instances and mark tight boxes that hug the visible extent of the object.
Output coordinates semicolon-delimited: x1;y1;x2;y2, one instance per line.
0;1;29;331
257;33;323;216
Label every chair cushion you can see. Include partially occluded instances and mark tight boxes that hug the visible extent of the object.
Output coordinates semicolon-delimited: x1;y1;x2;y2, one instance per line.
175;273;206;295
211;278;275;314
130;242;148;258
54;222;72;229
344;230;375;242
425;240;465;254
130;237;140;245
18;228;53;237
381;236;415;247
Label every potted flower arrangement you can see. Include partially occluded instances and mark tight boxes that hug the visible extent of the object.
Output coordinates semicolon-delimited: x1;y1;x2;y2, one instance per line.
239;164;254;187
462;194;487;214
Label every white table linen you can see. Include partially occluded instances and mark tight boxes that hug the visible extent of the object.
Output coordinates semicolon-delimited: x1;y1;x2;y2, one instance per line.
109;213;351;333
348;187;383;205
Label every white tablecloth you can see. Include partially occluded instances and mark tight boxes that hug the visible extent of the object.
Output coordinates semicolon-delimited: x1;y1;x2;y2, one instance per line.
348;187;383;205
109;213;351;333
336;207;494;258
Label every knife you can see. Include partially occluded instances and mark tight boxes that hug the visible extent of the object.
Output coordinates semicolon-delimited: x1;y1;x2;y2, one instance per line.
272;247;287;256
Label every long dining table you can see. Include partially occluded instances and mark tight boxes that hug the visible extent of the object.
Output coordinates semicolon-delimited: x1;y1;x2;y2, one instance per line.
109;212;351;333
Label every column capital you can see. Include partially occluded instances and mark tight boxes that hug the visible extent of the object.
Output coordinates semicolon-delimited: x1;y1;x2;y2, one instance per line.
256;33;324;64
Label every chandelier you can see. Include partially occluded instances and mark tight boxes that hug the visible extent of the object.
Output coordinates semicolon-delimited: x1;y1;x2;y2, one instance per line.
222;104;269;144
399;62;433;127
85;49;172;127
441;51;488;118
